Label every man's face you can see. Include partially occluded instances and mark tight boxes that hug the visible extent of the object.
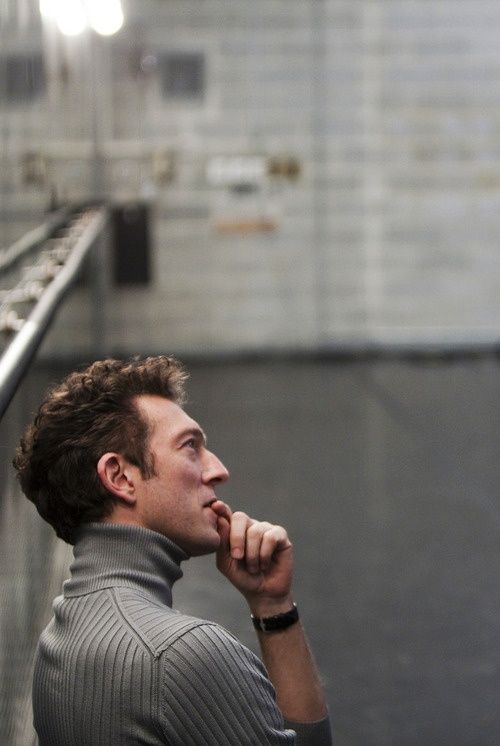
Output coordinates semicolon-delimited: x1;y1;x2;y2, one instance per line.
131;394;229;556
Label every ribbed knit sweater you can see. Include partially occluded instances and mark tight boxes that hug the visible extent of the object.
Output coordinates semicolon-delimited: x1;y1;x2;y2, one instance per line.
33;523;332;745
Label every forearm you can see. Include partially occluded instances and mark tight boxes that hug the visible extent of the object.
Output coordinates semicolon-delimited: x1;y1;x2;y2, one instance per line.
250;599;328;723
214;503;331;735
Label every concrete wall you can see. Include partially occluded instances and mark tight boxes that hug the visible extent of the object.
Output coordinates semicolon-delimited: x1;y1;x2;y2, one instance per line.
3;1;500;356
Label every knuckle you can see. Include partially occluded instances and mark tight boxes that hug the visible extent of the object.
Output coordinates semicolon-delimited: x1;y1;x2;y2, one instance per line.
247;522;264;537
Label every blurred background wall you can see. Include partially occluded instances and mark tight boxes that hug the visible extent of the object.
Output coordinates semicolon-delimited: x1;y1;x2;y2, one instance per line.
3;0;500;358
2;3;500;746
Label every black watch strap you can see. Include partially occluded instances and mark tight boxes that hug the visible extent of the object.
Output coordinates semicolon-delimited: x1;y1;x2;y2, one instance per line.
251;603;299;633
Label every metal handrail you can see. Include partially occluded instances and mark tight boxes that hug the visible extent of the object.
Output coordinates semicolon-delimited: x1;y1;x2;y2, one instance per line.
0;206;107;420
0;207;70;275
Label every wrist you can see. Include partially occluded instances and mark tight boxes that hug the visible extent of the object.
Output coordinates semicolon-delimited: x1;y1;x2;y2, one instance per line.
246;595;295;618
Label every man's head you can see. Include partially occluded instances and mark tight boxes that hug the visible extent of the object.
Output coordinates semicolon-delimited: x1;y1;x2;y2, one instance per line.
13;356;188;544
98;393;229;556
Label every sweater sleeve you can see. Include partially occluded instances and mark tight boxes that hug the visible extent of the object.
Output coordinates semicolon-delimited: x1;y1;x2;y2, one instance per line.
157;622;333;746
157;622;295;745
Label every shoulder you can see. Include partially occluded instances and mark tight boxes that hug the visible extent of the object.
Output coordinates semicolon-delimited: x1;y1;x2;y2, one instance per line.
111;586;266;678
158;622;295;745
162;617;268;680
113;587;219;655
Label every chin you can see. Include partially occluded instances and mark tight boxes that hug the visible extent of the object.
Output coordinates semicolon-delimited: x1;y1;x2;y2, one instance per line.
188;532;221;558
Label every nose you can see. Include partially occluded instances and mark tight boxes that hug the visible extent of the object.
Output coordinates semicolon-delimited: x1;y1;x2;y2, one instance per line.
202;449;229;485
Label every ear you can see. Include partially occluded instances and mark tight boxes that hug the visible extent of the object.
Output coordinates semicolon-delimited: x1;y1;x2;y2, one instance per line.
96;452;137;505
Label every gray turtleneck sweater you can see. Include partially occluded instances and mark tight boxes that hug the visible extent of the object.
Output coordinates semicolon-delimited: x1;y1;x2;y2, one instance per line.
33;523;332;745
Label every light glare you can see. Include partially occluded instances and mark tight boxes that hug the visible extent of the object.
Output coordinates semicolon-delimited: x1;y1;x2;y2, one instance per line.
39;0;125;37
56;0;87;36
39;0;58;18
87;0;124;36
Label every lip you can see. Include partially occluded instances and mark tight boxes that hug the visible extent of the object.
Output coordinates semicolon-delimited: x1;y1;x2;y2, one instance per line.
204;502;219;527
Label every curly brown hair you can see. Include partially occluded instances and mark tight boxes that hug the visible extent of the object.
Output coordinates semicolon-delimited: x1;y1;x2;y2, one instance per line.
13;356;188;544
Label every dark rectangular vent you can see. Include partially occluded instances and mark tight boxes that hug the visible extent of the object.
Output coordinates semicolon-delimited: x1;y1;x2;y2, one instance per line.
160;52;205;99
0;54;45;103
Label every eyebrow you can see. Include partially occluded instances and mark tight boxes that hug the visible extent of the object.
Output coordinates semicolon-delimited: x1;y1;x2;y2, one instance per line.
176;427;207;446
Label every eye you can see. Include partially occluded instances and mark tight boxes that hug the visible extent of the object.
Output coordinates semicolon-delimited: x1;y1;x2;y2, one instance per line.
183;438;197;449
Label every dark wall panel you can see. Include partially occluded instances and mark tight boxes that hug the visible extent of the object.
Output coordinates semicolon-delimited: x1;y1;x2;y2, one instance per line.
111;203;151;286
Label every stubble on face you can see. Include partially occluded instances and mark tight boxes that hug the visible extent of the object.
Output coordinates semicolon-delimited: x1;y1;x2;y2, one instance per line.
133;395;228;556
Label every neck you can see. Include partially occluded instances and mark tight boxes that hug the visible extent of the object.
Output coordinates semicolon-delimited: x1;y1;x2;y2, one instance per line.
63;522;189;607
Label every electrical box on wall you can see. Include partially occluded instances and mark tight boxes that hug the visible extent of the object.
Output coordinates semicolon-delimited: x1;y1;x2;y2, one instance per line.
205;154;302;234
21;151;48;187
111;203;151;286
206;154;276;234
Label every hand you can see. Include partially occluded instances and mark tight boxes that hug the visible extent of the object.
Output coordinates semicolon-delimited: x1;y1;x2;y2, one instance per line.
212;500;294;615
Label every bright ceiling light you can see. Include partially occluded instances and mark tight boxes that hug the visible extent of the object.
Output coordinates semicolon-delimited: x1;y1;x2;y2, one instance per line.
56;0;87;36
86;0;124;36
39;0;58;18
39;0;125;37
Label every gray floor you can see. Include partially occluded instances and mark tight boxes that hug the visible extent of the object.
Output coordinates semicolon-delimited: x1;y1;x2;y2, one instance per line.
1;355;499;745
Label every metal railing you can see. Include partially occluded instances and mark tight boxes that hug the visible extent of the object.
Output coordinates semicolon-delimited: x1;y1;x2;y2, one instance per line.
0;206;107;419
0;207;70;275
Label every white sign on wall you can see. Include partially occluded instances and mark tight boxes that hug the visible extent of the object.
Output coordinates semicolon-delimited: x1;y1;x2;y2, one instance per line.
206;155;267;188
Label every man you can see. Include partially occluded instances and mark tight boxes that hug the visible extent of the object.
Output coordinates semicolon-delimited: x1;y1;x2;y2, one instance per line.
14;356;332;745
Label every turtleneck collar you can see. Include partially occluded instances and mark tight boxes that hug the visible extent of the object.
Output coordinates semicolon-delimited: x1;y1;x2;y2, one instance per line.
63;523;189;608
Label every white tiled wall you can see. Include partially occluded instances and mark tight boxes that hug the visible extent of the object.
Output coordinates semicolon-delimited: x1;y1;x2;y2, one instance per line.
4;0;500;355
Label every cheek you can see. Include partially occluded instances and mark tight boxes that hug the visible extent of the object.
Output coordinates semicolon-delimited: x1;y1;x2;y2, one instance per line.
160;464;200;493
176;461;202;483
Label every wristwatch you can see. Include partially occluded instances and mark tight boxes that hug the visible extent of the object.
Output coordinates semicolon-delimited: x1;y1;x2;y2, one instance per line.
251;603;299;632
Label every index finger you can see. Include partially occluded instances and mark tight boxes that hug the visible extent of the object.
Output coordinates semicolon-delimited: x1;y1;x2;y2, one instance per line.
229;511;252;560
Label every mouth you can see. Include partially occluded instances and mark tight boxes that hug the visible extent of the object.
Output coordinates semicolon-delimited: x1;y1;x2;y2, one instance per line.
204;497;217;509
